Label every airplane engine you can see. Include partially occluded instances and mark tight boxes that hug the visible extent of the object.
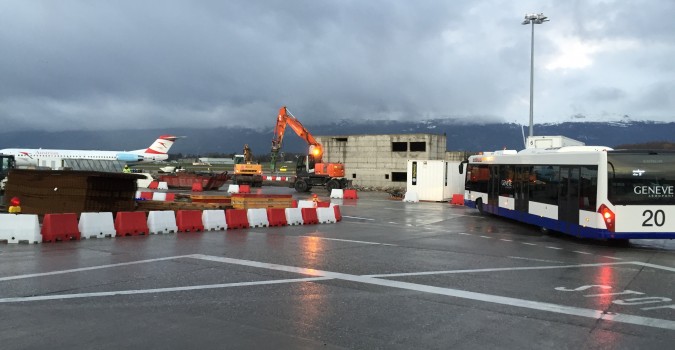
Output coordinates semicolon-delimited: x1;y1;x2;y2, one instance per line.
116;153;143;162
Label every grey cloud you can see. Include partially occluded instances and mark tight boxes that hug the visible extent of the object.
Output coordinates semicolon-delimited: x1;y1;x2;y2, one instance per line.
0;0;673;132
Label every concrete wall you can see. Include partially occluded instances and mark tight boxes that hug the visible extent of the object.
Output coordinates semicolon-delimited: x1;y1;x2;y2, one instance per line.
316;133;447;189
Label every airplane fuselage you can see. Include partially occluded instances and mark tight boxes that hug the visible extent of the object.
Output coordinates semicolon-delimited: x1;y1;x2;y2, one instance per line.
0;135;177;170
0;149;167;169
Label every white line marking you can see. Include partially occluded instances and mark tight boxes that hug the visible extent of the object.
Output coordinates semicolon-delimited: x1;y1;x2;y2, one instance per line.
507;256;566;264
633;262;675;273
602;256;623;261
522;242;537;246
0;255;193;282
342;216;374;221
3;255;675;330
299;236;396;246
573;251;592;255
457;232;470;235
365;262;629;278
546;246;563;250
190;255;675;331
500;239;513;242
480;235;492;239
0;277;331;303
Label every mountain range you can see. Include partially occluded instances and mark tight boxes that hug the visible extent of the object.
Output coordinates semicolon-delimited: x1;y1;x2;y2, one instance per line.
1;119;673;156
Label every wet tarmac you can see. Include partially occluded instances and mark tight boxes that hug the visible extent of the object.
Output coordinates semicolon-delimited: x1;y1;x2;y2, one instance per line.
1;188;674;349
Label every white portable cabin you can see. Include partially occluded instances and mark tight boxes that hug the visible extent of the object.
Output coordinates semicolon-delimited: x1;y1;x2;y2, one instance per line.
406;160;465;202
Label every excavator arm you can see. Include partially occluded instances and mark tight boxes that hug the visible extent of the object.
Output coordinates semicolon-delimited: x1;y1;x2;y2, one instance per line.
271;106;323;172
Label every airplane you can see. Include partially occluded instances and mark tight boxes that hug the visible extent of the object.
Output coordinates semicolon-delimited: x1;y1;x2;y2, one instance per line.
0;135;179;169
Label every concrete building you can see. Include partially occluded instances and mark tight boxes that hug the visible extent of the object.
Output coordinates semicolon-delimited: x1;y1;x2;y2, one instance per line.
317;133;470;189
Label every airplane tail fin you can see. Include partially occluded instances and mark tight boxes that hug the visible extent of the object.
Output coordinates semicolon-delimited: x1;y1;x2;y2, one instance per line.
141;135;178;154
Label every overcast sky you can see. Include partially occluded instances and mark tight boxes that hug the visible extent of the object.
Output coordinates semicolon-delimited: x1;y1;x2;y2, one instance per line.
0;0;673;132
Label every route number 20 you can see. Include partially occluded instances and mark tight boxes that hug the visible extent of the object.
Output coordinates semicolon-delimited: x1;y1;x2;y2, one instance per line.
642;210;665;227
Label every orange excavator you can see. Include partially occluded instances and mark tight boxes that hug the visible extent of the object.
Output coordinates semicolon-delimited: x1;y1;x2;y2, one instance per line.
271;106;349;193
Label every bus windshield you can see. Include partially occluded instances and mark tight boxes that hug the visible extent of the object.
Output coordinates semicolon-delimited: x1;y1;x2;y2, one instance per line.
607;152;675;205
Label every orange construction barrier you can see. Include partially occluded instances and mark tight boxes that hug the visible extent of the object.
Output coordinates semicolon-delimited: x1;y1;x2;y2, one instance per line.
41;213;81;242
239;184;251;194
343;189;358;199
301;208;319;225
148;181;159;189
114;211;148;236
291;199;298;208
176;210;204;232
192;182;203;192
451;194;465;205
266;208;287;227
165;193;176;202
226;209;250;229
140;192;153;200
316;201;330;208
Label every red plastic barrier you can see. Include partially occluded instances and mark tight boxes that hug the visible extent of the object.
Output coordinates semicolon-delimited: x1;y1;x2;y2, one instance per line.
343;189;358;199
165;193;176;202
316;201;330;208
176;210;204;232
333;205;342;222
41;213;81;242
292;200;298;208
451;194;465;205
239;185;251;194
266;208;287;227
140;192;153;200
226;209;250;229
148;181;159;189
114;211;148;236
301;208;319;225
192;182;203;192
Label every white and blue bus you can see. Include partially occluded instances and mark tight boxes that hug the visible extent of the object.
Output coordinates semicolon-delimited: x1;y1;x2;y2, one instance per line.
460;140;675;240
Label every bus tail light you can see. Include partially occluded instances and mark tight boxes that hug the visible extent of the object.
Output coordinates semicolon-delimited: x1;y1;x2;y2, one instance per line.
598;204;615;232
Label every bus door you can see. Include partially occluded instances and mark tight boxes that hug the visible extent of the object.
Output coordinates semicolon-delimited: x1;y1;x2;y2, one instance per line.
514;166;530;212
488;165;499;209
558;166;580;225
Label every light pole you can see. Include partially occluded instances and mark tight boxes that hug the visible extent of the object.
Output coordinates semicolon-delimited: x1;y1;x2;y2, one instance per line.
522;13;548;137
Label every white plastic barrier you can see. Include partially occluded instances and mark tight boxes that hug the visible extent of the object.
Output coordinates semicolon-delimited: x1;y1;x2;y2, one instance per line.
79;212;116;238
202;210;227;231
247;208;269;228
297;200;315;208
135;191;142;198
0;214;42;244
147;210;178;234
316;207;337;224
285;208;304;225
227;185;240;194
403;191;419;203
152;192;167;201
330;189;344;199
157;181;169;190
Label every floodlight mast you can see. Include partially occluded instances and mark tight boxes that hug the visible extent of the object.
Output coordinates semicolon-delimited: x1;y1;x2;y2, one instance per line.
522;13;549;137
